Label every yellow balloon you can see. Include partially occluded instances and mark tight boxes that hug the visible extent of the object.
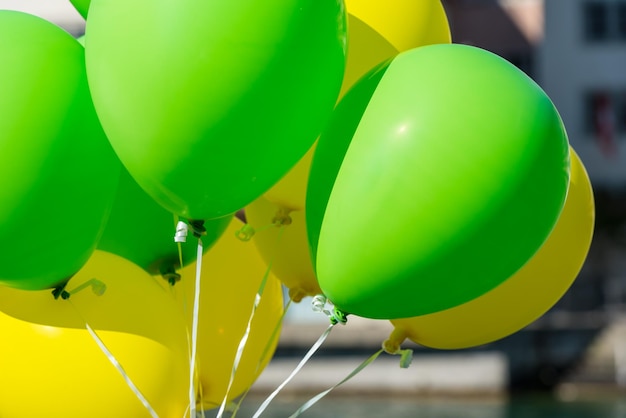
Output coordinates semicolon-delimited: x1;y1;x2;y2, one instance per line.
262;144;316;211
0;251;189;418
339;13;399;100
263;14;397;210
171;218;284;410
345;0;451;53
386;149;594;350
263;1;451;211
246;196;322;302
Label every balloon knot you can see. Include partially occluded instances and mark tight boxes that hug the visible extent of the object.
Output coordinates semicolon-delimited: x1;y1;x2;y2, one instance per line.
288;287;308;303
162;269;181;286
382;338;413;369
188;219;206;238
272;207;292;226
235;224;256;241
51;283;70;300
311;295;348;325
330;307;348;325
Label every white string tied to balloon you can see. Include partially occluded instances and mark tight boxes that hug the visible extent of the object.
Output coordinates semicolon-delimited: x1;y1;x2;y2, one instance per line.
215;214;291;418
53;279;160;418
283;297;414;418
250;295;348;418
174;219;206;418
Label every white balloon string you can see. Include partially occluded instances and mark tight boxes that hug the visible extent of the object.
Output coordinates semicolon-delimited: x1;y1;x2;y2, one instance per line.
68;299;159;418
258;298;293;373
172;220;192;331
168;219;192;388
251;323;335;418
214;291;262;418
188;236;203;418
229;298;294;418
215;225;286;418
288;349;385;418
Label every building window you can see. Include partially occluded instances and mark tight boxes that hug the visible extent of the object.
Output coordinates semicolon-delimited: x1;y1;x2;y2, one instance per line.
618;92;626;132
618;3;626;40
584;90;625;156
583;0;626;42
585;91;611;133
584;2;610;41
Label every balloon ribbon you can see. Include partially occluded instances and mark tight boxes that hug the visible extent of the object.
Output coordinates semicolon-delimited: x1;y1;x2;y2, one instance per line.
229;298;293;418
215;224;286;418
251;323;336;418
288;349;384;418
64;281;159;418
287;339;413;417
250;295;348;418
174;220;206;418
189;236;203;418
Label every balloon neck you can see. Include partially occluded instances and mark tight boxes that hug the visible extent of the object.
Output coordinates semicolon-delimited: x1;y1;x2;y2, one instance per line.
161;266;181;286
330;307;349;325
272;207;292;226
188;219;206;238
383;328;413;368
51;281;70;300
288;287;308;303
383;327;408;353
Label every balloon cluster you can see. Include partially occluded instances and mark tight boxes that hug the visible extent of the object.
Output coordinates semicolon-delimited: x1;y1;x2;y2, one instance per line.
244;0;594;350
0;0;594;416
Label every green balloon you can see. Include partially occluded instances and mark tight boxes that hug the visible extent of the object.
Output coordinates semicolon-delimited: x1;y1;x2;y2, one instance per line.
306;60;392;265
0;11;120;290
98;168;231;278
69;0;91;19
85;0;347;221
307;44;570;320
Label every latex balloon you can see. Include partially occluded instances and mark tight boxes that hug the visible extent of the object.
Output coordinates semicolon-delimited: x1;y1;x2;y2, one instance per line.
98;168;231;278
386;149;594;350
345;0;451;52
0;11;120;290
246;196;322;302
306;60;392;269
307;44;570;319
86;0;347;221
0;315;186;418
169;218;284;410
70;0;91;19
341;1;450;96
263;145;316;212
0;251;189;418
261;15;394;211
263;4;451;210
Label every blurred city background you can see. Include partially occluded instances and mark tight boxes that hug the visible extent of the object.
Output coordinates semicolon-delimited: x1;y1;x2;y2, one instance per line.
2;0;625;416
